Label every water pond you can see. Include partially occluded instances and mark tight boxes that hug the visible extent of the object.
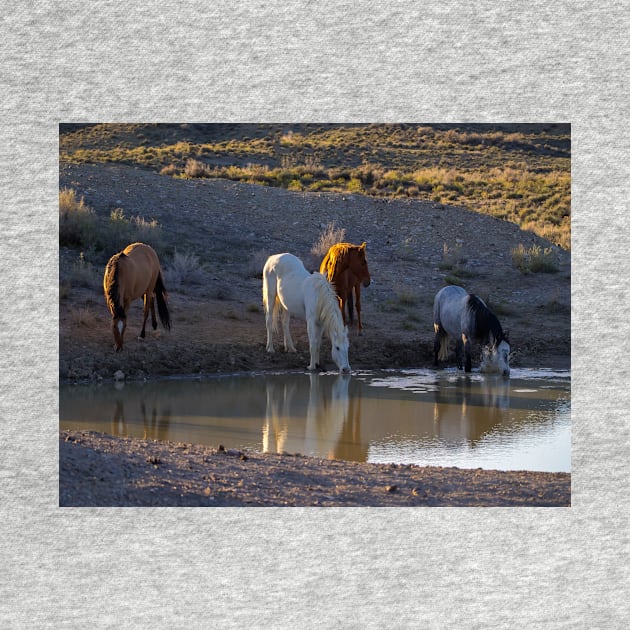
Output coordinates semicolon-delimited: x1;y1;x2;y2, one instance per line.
60;368;570;472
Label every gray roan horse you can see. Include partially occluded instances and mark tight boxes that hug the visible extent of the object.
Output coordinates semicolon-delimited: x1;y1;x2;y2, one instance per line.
433;285;510;376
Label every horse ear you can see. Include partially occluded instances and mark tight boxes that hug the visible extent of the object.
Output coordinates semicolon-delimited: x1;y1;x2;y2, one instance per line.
360;242;367;250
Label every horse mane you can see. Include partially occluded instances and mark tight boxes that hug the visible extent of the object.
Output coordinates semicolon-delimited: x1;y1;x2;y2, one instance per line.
467;294;505;344
319;242;364;281
311;273;346;336
103;252;126;320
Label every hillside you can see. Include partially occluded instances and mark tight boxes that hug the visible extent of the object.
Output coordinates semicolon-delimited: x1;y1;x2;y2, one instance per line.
59;150;570;382
60;123;571;249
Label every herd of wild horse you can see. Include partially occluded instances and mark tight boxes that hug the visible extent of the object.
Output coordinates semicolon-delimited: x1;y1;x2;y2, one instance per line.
102;241;511;377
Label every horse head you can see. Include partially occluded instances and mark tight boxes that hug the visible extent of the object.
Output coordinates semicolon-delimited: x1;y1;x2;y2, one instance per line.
350;242;371;287
480;332;510;377
330;326;351;374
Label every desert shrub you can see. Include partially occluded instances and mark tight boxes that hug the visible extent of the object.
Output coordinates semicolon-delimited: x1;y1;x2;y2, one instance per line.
439;242;466;270
65;252;101;290
165;250;207;288
249;249;270;279
59;188;97;248
160;164;178;176
184;158;210;178
310;221;347;258
396;290;417;307
92;208;163;254
67;305;97;328
511;244;558;273
129;215;162;247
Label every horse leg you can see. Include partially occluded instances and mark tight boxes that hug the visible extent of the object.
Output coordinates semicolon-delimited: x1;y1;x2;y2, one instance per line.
462;334;472;372
339;297;349;326
456;336;465;370
281;308;296;352
433;329;442;366
306;320;323;371
354;284;363;334
345;291;354;326
139;294;151;339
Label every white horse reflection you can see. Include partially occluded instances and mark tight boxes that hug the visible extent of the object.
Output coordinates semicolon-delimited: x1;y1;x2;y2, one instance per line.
262;374;353;459
262;381;296;454
304;373;351;459
433;375;510;444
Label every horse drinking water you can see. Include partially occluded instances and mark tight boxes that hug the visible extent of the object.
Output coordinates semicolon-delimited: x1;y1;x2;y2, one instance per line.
320;242;371;333
433;285;510;376
262;253;350;373
103;242;171;352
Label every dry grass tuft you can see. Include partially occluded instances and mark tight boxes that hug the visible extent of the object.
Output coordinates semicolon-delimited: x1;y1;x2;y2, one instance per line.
310;221;346;258
511;243;559;273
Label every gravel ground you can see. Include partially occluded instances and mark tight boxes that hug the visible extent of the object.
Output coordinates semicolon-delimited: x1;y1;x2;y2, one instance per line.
60;430;571;507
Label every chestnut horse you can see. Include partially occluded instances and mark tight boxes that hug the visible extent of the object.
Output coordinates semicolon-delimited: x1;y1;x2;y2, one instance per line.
320;242;371;333
103;242;171;351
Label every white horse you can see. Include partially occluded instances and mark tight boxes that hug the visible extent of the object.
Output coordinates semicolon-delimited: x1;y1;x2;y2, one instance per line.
262;253;351;373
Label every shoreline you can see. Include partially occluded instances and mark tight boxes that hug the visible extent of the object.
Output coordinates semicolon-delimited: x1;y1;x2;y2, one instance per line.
59;430;571;507
60;351;571;387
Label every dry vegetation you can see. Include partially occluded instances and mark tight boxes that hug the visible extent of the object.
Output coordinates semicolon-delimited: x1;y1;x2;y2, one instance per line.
59;123;570;383
60;123;571;249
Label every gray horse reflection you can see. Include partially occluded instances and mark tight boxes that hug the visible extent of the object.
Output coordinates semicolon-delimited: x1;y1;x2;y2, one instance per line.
432;375;510;444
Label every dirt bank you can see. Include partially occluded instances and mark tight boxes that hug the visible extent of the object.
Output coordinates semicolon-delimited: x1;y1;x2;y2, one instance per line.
59;162;570;383
60;430;571;507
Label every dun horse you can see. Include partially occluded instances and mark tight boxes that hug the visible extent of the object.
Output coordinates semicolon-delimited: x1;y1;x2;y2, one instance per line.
433;284;510;376
262;253;350;373
320;242;371;333
103;242;171;352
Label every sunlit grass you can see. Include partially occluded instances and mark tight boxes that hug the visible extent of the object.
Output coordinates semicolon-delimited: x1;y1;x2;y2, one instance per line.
511;243;559;273
61;123;571;249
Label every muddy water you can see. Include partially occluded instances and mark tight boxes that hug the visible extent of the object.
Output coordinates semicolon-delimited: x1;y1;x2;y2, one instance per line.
59;368;570;472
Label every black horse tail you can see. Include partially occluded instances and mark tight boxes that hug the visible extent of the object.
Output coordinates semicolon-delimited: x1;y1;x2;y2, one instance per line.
154;271;171;330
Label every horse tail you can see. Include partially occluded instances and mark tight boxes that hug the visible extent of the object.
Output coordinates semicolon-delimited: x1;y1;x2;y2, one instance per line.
434;323;449;361
154;271;171;330
103;253;126;320
262;268;280;332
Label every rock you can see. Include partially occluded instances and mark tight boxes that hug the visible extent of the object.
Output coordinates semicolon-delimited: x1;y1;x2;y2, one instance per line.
113;370;125;381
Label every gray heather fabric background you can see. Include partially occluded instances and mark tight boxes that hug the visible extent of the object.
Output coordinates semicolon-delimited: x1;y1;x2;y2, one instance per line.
1;1;628;627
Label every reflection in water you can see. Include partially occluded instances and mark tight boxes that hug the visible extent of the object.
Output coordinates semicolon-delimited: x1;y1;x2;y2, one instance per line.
432;375;511;444
60;369;570;471
111;379;173;441
263;374;365;461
